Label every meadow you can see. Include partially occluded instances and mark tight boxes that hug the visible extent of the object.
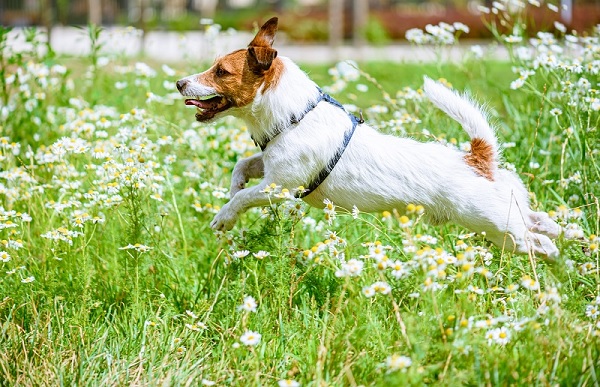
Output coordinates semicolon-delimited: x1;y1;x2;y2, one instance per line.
0;4;599;386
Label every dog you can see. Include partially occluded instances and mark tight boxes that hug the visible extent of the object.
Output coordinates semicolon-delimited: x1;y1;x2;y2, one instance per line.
176;17;562;258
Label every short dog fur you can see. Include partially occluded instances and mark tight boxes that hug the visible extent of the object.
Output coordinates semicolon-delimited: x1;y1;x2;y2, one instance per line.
176;17;562;258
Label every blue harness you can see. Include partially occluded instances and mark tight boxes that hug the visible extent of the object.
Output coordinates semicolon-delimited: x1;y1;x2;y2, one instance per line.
251;89;363;198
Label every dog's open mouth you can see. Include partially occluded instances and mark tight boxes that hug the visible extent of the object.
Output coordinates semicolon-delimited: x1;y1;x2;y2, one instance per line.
184;95;231;121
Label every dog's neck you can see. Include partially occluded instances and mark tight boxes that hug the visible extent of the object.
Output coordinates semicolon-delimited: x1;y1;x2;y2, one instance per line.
239;57;321;148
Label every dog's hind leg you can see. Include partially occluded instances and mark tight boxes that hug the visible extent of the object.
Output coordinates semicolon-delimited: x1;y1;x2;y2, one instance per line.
230;153;265;198
468;200;560;259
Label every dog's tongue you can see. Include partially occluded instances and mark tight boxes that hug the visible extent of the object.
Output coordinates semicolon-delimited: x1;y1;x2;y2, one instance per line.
185;99;210;108
184;96;226;110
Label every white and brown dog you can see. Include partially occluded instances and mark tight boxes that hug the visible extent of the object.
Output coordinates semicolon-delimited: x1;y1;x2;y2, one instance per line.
177;17;562;258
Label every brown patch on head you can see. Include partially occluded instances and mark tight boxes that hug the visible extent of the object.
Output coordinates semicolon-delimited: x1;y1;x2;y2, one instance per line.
193;17;283;113
464;138;495;181
196;50;263;108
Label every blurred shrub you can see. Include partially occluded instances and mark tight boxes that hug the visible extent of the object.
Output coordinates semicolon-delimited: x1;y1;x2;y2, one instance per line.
364;17;391;45
282;18;329;42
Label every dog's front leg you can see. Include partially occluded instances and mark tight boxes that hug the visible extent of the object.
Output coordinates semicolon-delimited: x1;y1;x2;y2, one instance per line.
230;152;265;198
212;180;278;231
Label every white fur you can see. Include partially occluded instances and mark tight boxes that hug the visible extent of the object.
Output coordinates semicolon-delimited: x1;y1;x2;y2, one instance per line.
423;77;499;159
247;57;323;147
179;57;562;259
177;73;218;97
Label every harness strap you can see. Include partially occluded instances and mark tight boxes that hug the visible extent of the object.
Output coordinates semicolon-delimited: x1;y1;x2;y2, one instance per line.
252;91;324;151
252;88;363;151
295;113;361;198
251;88;363;199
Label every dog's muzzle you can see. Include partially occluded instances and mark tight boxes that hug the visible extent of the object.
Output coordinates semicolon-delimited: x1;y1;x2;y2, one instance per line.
176;79;232;122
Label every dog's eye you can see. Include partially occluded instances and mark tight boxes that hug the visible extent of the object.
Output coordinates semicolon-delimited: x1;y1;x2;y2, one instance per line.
215;66;228;77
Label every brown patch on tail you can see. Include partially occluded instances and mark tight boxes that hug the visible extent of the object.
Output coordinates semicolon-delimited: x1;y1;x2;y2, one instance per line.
464;138;495;181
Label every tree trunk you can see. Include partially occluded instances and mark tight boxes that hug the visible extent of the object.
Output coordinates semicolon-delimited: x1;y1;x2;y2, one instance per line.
329;0;344;49
88;0;102;25
353;0;368;47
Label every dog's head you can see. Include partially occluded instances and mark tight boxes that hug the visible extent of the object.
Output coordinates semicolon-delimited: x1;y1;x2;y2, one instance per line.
176;17;282;122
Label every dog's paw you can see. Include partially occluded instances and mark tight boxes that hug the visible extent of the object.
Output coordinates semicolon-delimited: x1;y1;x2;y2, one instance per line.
529;211;562;239
210;207;238;231
528;232;560;261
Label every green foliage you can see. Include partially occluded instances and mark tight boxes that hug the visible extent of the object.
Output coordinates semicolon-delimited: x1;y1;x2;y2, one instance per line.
363;17;391;46
214;8;274;31
282;19;329;42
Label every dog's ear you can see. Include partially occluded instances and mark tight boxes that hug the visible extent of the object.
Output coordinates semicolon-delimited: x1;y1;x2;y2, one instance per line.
249;17;278;48
247;17;279;75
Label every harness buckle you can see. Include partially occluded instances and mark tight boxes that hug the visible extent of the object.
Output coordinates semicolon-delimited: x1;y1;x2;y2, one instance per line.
358;110;365;124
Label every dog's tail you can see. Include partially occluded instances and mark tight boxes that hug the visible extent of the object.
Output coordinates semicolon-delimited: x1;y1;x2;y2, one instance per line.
423;76;498;180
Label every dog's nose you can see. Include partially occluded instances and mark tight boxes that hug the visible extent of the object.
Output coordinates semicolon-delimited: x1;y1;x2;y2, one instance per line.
176;79;188;93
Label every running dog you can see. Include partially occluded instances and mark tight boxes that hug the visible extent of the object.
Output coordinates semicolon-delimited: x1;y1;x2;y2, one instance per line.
176;17;562;258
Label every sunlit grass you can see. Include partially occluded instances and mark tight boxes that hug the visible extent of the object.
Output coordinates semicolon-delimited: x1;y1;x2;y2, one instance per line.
0;7;599;385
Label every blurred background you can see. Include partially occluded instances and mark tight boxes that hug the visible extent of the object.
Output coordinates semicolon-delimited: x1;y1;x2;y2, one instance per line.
2;0;599;62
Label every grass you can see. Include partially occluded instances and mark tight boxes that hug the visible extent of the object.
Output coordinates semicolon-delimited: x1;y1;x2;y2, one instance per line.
0;16;599;386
